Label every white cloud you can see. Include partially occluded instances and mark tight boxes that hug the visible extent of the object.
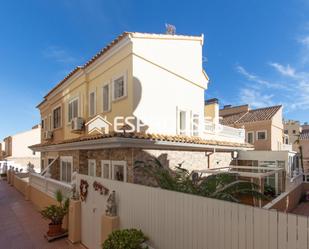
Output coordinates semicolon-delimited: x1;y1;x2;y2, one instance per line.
239;88;274;108
269;63;296;77
236;65;289;90
43;46;80;65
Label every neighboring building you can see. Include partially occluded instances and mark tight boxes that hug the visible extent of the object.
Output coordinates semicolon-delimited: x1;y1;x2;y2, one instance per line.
220;104;300;178
284;120;302;152
30;32;251;184
220;104;289;151
300;128;309;173
2;125;41;171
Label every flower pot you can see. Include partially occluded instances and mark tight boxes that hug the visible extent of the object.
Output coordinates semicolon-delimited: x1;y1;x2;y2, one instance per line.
47;223;62;237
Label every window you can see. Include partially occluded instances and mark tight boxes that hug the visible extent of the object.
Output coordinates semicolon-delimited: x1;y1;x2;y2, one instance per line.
179;111;186;135
32;151;36;155
53;106;62;129
88;159;96;177
68;98;79;122
101;160;111;179
247;131;254;144
60;156;73;183
89;92;96;117
293;130;296;134
41;119;45;129
284;129;288;134
112;161;127;182
103;84;110;112
113;75;126;100
256;130;267;140
192;114;199;136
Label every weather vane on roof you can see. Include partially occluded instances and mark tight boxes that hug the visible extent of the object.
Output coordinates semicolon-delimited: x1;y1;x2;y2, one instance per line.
165;23;176;35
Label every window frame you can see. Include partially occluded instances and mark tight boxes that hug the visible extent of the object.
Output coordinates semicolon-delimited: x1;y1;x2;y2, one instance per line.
68;96;79;124
88;159;96;177
60;156;73;183
88;91;96;117
112;73;127;101
102;83;111;112
101;160;111;179
111;160;127;182
177;107;190;135
247;131;255;144
192;113;199;136
52;105;62;130
256;130;267;140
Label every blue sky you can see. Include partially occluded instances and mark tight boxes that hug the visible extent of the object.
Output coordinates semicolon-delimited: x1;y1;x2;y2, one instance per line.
0;0;309;140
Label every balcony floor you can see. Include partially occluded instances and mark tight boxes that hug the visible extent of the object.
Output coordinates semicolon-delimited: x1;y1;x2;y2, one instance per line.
0;179;85;249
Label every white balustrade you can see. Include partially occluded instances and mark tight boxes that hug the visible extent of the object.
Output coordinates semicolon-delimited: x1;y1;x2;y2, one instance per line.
204;121;245;142
29;173;72;199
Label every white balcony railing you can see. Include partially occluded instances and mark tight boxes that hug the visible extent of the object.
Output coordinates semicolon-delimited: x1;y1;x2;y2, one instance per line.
204;121;245;143
280;143;293;151
29;173;72;199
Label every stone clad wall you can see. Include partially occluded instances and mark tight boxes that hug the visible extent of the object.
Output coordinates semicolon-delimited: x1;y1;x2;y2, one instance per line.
44;148;233;186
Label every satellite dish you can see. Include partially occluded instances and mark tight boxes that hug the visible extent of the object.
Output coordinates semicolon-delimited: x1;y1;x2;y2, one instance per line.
165;23;176;35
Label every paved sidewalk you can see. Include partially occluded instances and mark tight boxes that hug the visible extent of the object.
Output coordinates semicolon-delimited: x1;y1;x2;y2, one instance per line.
0;179;85;249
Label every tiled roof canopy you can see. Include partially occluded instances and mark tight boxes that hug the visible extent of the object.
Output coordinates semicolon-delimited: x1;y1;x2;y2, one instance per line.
220;105;282;126
30;132;252;149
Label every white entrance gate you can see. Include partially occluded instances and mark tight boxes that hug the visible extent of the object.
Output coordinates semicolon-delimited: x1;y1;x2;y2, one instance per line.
78;175;109;249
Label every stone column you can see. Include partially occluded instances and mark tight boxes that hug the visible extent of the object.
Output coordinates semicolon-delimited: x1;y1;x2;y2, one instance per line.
101;215;119;244
68;199;81;243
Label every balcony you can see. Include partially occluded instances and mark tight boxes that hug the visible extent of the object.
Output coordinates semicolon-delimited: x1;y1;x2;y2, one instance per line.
203;121;245;143
280;143;293;151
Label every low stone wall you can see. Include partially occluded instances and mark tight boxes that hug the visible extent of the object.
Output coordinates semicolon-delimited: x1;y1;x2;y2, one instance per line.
264;182;309;212
13;175;28;196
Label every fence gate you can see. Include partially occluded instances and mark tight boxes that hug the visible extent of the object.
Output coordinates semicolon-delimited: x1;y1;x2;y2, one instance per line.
78;175;109;249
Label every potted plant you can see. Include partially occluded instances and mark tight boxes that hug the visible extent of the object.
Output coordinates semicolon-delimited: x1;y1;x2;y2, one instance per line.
102;228;149;249
40;190;69;237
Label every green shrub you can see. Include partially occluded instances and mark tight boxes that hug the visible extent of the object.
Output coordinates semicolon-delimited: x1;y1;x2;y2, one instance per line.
102;228;148;249
40;190;69;225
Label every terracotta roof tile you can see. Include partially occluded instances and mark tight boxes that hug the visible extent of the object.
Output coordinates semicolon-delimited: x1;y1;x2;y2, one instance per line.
220;105;282;126
30;132;252;149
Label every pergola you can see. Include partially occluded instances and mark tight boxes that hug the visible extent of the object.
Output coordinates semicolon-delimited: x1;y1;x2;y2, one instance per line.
193;166;285;207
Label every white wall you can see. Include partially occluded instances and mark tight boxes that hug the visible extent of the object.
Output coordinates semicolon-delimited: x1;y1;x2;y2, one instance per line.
10;127;41;158
131;36;207;135
7;126;41;170
78;174;309;249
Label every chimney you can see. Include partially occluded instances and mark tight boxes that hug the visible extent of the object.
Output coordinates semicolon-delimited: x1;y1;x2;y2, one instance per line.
204;98;219;123
220;104;249;117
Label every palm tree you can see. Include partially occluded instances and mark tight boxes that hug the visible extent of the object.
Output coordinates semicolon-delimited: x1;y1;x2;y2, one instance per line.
135;158;267;204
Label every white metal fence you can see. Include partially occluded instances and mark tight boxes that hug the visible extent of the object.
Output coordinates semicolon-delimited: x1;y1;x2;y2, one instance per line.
29;173;72;199
77;174;309;249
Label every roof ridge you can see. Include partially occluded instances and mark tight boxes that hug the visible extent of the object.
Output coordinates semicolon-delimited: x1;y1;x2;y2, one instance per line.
248;105;282;113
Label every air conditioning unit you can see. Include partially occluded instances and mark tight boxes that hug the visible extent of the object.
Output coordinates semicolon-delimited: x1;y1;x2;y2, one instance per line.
43;131;53;140
71;117;84;132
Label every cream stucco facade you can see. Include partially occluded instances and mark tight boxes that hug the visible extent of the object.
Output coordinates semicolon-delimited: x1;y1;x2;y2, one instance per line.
39;33;209;142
